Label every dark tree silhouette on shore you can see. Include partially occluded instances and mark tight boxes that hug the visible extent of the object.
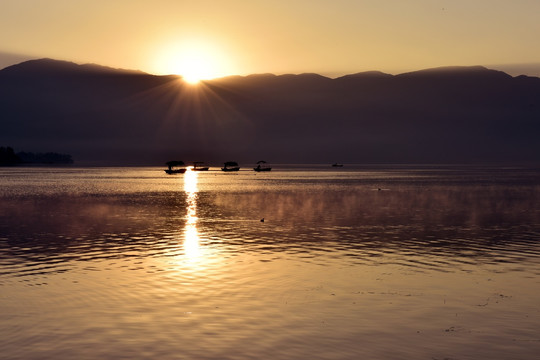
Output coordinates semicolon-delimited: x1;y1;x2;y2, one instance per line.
0;146;21;165
0;146;73;165
17;151;73;164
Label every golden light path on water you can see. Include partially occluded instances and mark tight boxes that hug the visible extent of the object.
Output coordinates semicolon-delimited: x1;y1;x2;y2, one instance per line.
182;167;202;262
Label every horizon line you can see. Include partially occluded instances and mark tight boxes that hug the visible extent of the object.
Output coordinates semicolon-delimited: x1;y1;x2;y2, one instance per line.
2;54;540;80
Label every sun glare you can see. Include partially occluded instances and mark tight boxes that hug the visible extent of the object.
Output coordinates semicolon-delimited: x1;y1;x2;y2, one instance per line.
183;168;201;260
154;40;231;83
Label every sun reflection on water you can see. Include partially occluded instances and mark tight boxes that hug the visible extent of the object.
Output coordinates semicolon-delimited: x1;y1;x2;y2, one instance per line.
183;167;201;261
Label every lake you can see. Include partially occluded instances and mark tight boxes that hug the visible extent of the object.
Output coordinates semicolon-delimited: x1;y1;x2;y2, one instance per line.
1;165;540;359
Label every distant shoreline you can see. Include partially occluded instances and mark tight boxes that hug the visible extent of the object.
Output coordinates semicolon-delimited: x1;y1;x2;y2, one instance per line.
0;146;73;166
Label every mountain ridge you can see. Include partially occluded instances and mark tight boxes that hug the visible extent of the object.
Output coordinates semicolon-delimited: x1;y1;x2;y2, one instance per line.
1;58;539;165
5;58;539;81
0;58;148;77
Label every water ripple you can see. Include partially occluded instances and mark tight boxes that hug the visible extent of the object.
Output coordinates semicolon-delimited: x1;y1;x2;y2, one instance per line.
2;167;540;359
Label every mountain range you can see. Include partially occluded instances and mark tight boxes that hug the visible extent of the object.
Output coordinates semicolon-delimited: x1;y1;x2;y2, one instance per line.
1;58;539;165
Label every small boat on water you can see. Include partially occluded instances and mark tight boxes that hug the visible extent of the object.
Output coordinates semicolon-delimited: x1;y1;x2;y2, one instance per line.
332;163;344;167
254;160;272;172
222;161;240;172
192;162;209;171
164;160;186;174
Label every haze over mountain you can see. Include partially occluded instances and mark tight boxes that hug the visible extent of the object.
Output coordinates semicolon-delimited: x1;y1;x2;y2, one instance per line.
0;51;38;72
1;59;539;165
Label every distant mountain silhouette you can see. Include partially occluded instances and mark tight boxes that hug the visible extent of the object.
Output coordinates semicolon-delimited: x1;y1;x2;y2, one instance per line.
1;59;539;165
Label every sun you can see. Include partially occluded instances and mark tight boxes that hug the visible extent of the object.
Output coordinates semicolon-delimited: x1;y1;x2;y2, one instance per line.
177;54;214;84
154;40;231;84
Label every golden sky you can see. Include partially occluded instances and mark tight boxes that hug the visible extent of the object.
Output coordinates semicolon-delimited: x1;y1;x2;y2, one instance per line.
1;0;540;78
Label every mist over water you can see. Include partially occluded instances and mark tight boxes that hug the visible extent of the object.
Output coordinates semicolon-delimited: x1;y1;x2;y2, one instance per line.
1;165;540;359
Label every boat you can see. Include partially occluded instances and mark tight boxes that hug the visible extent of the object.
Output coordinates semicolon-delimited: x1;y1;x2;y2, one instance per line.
192;162;209;171
164;160;186;174
222;161;240;172
332;163;344;167
254;160;272;172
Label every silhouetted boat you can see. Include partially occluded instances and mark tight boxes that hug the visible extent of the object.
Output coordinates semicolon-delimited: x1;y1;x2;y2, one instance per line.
164;160;186;174
192;162;209;171
332;163;344;167
254;160;272;172
222;161;240;172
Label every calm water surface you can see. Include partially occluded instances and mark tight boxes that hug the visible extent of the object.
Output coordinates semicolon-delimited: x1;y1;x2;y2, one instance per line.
1;165;540;359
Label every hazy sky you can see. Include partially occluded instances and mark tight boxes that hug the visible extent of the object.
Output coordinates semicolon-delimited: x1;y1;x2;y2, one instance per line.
1;0;540;78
